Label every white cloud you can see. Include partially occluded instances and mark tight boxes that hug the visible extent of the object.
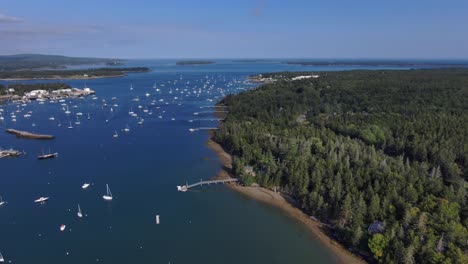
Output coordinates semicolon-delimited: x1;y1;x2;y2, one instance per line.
0;13;24;23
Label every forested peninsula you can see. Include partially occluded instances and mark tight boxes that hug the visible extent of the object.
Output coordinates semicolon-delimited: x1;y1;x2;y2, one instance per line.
214;69;468;263
0;54;125;71
0;67;150;80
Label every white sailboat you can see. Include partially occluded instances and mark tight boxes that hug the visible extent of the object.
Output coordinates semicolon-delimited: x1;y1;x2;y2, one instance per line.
103;184;113;201
0;251;4;263
124;125;130;133
77;204;83;218
0;196;6;206
68;121;73;129
82;183;90;189
130;83;134;91
113;130;119;138
87;113;91;120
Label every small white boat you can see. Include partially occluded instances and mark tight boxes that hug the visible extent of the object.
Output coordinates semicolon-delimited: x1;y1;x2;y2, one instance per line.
68;122;73;129
60;224;66;232
77;204;83;218
113;130;119;138
0;251;4;263
82;183;90;189
130;84;134;91
76;112;83;116
87;113;91;120
124;125;130;133
0;196;6;206
49;116;55;121
103;184;113;201
34;197;50;203
145;93;150;97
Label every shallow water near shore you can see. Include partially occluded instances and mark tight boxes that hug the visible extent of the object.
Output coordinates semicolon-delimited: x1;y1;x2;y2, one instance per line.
0;60;443;263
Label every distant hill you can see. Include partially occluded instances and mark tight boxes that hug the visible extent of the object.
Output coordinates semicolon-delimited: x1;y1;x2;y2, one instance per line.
0;54;125;71
283;60;468;67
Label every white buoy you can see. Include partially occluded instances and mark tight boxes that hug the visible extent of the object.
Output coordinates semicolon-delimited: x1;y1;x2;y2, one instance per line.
156;215;160;224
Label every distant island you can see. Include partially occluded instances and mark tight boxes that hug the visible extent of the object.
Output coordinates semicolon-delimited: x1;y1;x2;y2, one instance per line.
0;54;126;71
233;59;271;63
176;60;215;66
283;60;468;67
105;61;125;66
0;67;151;80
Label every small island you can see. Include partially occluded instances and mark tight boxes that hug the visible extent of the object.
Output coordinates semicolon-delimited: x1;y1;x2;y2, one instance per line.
0;67;151;80
176;60;215;66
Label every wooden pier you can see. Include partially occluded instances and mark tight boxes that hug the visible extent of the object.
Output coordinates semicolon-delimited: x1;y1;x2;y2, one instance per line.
177;178;238;192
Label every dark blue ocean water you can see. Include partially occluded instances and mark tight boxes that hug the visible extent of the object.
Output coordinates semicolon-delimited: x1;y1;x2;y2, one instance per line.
0;60;449;264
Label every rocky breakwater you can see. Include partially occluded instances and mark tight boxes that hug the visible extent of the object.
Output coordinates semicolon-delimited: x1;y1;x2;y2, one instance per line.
6;129;55;140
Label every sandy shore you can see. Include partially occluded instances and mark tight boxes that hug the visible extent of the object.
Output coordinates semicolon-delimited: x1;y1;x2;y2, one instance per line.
207;137;366;264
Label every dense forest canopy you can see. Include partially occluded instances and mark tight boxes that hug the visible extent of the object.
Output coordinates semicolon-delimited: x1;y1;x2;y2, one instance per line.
214;69;468;263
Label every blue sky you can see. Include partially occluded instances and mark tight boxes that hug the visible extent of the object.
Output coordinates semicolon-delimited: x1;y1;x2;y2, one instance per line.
1;0;467;58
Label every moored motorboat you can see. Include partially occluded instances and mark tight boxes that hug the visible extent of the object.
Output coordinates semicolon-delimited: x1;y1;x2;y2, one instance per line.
37;152;58;160
34;197;50;203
